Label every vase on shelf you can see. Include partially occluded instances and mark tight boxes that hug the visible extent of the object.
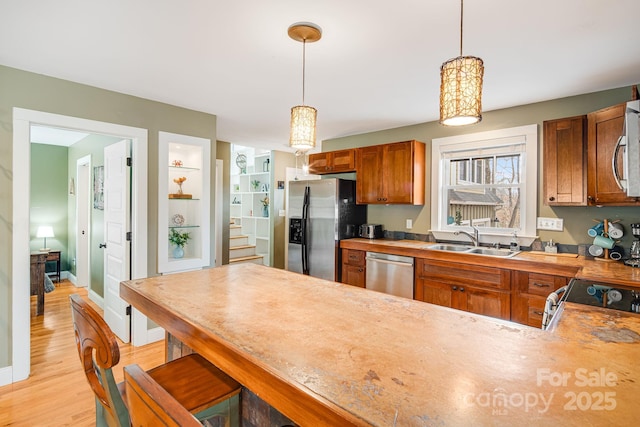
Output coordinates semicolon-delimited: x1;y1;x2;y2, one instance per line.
173;245;184;259
263;206;269;217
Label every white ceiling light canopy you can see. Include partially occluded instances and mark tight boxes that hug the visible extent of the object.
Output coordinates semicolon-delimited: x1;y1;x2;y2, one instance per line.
288;22;322;152
439;0;484;126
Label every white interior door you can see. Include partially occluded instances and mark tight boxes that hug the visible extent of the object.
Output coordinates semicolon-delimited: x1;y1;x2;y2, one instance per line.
103;139;131;342
76;156;91;287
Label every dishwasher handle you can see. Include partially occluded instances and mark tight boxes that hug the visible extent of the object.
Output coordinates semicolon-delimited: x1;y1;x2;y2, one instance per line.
366;257;413;267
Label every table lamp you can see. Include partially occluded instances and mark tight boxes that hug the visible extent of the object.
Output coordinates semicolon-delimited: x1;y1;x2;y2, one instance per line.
36;225;54;251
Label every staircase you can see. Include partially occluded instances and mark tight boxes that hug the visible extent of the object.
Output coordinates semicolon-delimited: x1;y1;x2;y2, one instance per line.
229;224;264;265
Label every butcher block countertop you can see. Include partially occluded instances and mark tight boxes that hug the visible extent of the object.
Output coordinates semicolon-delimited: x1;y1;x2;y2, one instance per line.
121;264;640;426
341;238;640;288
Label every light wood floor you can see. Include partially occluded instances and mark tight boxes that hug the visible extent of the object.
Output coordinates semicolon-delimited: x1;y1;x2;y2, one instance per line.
0;281;165;426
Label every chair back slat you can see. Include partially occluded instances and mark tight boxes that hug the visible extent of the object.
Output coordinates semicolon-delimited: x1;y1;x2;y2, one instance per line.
124;364;201;427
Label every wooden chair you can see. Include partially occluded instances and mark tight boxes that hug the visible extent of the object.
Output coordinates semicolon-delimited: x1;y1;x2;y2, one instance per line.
69;294;241;427
124;364;200;427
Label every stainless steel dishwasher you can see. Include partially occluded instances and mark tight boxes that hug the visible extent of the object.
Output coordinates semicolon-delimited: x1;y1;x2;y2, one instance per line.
365;252;414;299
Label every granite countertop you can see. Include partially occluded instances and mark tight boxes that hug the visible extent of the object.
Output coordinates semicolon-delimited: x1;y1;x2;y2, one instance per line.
121;264;640;426
341;238;640;288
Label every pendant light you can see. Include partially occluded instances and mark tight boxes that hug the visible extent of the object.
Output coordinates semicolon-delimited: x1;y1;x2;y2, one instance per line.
439;0;484;126
288;22;322;152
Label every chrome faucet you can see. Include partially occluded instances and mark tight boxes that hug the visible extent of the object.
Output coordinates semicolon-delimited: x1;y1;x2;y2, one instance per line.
454;226;479;246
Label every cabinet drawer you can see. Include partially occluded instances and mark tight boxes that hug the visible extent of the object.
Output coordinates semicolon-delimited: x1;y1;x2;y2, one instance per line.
526;296;546;328
526;273;567;296
417;259;510;290
342;249;365;266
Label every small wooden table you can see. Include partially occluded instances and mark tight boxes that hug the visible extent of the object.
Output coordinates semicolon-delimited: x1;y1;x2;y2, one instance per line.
30;252;47;315
45;250;61;283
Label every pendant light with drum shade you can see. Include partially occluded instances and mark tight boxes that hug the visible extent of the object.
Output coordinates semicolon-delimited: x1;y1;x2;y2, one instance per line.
288;22;322;152
439;0;484;126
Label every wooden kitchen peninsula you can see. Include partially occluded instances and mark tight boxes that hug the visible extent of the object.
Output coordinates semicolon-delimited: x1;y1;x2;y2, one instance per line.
121;264;639;426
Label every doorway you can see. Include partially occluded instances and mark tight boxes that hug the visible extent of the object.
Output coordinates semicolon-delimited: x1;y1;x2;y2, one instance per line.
11;108;150;384
76;155;91;289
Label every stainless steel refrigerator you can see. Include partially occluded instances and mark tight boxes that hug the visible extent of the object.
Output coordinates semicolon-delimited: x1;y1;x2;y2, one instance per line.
287;178;367;282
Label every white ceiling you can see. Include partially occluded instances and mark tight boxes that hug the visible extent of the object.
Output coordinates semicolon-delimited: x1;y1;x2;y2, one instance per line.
2;0;639;151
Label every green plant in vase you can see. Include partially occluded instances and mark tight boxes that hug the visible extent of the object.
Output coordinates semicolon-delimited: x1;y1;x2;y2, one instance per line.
261;195;269;217
169;229;191;259
251;179;260;191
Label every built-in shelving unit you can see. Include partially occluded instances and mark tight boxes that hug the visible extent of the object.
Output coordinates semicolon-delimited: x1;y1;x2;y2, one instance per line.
158;131;211;273
230;145;272;265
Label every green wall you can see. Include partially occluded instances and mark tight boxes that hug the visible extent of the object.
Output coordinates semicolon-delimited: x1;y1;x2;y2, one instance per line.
30;144;69;271
0;64;217;369
323;86;640;250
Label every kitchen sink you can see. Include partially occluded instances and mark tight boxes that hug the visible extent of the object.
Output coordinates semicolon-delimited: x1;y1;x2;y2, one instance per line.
423;243;474;252
466;247;519;258
423;243;520;258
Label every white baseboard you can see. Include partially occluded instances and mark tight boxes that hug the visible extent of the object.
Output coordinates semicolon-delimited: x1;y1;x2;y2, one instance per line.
0;366;13;386
88;289;104;310
147;327;165;344
65;271;77;285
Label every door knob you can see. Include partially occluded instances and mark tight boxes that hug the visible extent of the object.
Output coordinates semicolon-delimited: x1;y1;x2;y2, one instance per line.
99;243;107;249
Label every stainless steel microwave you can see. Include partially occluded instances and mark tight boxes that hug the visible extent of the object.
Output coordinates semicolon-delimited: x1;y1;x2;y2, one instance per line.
615;100;640;197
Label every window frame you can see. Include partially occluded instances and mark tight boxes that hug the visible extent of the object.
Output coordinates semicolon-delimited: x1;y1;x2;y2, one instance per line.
430;124;538;247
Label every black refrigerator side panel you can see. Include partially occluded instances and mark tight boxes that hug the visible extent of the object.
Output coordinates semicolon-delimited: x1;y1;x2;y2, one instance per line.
337;179;367;240
335;179;367;283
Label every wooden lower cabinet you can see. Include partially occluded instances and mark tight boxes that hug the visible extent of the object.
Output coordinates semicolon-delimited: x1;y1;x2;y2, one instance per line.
415;259;511;321
511;271;572;328
341;249;366;288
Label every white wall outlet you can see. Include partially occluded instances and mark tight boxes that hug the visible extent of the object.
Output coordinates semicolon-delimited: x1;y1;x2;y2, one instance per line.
279;209;286;217
537;217;564;231
406;219;412;229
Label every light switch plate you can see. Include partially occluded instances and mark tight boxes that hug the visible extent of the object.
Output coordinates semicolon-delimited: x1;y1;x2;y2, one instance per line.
406;219;413;229
537;217;564;231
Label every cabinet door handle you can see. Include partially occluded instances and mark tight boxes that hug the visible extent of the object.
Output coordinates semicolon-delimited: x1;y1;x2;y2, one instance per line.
548;196;555;201
533;310;544;316
358;268;363;272
532;282;550;288
452;286;458;290
459;287;465;292
612;135;626;190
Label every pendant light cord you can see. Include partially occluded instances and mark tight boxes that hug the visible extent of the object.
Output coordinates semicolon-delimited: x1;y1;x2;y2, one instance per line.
301;39;307;105
459;0;464;56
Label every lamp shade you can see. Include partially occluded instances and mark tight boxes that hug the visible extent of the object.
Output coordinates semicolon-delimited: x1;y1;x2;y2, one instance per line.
36;226;54;238
439;55;484;126
289;105;317;152
37;225;54;251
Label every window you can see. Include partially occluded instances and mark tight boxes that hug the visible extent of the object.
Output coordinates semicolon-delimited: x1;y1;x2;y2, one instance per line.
431;125;538;244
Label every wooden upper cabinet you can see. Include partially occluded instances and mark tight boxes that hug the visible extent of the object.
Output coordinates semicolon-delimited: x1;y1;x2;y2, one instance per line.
543;115;587;206
308;149;356;174
587;103;640;205
356;140;425;205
